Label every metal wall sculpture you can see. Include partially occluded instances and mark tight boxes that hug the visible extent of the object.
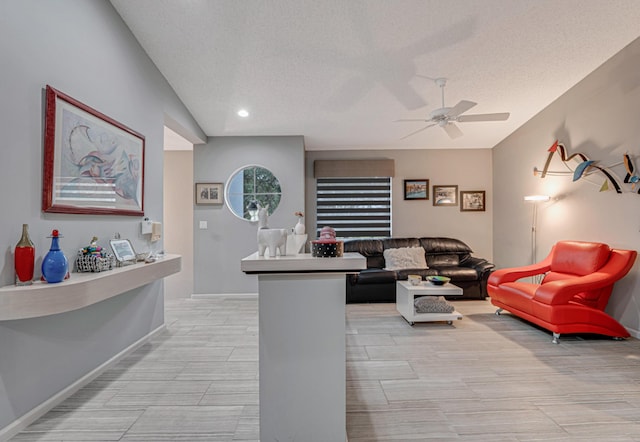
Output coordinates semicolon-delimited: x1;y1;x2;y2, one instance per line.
534;140;639;194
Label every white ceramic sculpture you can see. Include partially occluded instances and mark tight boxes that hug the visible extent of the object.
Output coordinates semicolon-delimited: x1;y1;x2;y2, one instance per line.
257;206;288;257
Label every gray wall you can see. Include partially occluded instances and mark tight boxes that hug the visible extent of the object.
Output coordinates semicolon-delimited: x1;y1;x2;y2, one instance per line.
0;0;202;432
193;136;305;294
305;149;494;261
493;37;640;336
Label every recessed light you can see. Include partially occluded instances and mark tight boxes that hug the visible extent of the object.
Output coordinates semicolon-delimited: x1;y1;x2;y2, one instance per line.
237;109;249;118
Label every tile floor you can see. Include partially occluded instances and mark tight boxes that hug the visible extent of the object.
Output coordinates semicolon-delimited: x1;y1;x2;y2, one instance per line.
10;296;640;441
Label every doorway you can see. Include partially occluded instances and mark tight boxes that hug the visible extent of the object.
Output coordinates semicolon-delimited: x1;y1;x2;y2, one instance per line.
163;126;194;299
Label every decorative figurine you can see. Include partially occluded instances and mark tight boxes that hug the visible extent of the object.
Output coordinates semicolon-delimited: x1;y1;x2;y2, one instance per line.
256;205;288;257
311;226;343;257
76;236;114;272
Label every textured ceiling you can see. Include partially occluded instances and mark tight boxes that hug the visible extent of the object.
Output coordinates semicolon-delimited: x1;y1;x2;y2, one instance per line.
111;0;640;151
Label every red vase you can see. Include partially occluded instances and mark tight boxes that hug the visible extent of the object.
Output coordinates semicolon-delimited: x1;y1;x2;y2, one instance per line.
15;224;35;285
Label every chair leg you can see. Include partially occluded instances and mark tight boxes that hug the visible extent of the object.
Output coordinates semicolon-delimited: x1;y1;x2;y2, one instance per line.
495;308;503;316
552;332;560;344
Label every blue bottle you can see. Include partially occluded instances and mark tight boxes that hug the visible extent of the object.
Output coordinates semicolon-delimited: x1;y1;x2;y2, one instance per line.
42;229;68;283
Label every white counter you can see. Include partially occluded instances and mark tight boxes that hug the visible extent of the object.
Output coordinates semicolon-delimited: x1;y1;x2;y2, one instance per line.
241;252;366;442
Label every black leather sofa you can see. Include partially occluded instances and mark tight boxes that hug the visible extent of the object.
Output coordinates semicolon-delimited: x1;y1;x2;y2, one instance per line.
344;237;495;303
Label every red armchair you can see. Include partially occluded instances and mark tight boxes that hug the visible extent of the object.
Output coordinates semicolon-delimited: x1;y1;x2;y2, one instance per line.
488;241;637;343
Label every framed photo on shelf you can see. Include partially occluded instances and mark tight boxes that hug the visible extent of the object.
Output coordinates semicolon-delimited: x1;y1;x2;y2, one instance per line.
195;182;224;205
42;85;145;216
109;239;137;263
403;179;429;200
433;185;458;206
460;191;486;212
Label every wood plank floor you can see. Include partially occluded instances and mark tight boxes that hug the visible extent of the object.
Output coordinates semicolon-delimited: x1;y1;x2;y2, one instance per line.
10;296;640;441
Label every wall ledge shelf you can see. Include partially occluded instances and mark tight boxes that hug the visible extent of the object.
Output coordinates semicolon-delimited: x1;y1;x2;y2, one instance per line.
0;254;181;321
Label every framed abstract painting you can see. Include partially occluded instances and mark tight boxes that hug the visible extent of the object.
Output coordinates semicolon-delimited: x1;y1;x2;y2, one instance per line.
42;85;145;216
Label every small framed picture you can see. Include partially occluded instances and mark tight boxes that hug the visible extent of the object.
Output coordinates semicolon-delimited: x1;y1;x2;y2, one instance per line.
433;185;458;206
404;179;429;200
460;191;486;212
109;239;137;263
195;182;224;205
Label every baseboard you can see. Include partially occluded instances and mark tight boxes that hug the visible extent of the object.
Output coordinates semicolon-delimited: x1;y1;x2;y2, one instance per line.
0;324;166;442
191;293;258;299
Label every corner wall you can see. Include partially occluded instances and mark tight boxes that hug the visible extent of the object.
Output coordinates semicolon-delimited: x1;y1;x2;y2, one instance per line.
193;136;305;295
492;37;640;336
0;0;203;433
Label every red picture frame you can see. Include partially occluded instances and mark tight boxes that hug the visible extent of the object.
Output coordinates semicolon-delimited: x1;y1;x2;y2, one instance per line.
43;85;145;216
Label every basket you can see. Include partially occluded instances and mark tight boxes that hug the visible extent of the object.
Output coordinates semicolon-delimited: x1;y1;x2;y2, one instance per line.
75;251;115;273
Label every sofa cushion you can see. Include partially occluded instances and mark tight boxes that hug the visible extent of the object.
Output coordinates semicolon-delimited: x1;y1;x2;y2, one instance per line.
344;239;383;256
383;238;421;250
383;247;428;270
343;239;385;268
550;241;610;276
427;254;460;267
436;266;478;281
420;237;473;255
495;281;537;313
356;269;397;284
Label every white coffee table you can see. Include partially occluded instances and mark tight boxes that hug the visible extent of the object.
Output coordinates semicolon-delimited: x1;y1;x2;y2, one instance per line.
396;280;463;325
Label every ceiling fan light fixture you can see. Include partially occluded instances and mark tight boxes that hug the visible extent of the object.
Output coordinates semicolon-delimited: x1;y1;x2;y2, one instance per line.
396;78;510;140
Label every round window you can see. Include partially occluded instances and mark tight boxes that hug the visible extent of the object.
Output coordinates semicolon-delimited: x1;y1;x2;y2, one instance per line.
226;165;282;221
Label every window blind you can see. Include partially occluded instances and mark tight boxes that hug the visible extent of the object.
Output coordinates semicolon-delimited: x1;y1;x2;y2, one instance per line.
316;177;391;239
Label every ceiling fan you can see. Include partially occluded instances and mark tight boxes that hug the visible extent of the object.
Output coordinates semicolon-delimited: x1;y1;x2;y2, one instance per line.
396;77;510;140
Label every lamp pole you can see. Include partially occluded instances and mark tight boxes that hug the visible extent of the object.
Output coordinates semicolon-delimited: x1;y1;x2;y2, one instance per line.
524;195;550;265
531;201;538;264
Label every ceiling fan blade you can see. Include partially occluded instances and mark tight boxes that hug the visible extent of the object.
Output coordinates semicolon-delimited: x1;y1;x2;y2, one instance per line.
446;100;476;118
442;122;463;139
400;123;436;140
457;112;510;122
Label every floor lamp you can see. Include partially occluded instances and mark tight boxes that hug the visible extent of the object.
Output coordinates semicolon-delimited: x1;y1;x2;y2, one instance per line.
524;195;551;265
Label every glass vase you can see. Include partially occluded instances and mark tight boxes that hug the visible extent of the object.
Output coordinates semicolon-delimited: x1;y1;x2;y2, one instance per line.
41;229;69;283
15;224;35;286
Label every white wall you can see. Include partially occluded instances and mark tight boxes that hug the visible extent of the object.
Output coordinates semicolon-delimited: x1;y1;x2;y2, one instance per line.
0;0;203;433
164;150;194;299
193;136;305;295
305;149;493;261
493;37;640;336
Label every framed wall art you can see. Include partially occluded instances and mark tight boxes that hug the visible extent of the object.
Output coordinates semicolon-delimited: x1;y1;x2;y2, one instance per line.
403;179;429;200
460;190;486;212
433;185;458;206
195;182;224;205
42;85;145;216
